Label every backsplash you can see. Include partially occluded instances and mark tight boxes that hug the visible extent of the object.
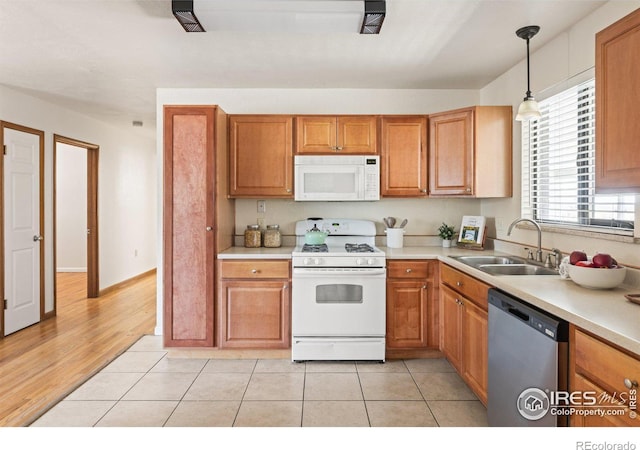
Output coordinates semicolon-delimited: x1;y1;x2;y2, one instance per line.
234;197;482;240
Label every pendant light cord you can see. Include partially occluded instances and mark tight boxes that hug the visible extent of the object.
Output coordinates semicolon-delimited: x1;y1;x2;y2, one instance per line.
526;37;532;98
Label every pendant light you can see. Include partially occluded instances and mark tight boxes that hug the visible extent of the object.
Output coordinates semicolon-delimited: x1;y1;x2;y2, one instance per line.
515;25;541;121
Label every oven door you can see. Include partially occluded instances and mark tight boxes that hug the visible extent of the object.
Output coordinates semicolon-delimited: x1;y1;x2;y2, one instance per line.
291;267;386;336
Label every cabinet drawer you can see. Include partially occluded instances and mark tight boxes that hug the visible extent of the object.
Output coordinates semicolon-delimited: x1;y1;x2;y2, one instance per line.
574;328;640;398
387;260;432;279
440;264;490;309
219;260;290;279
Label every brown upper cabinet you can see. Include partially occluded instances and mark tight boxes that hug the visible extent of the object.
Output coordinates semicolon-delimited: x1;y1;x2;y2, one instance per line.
295;115;377;154
380;116;428;197
595;8;640;193
428;106;512;197
229;115;294;198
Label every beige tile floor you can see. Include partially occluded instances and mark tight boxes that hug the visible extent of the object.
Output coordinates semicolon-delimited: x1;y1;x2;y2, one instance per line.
31;335;487;427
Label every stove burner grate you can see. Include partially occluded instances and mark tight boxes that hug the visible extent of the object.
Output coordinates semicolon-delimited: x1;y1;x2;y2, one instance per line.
345;243;375;253
301;244;329;253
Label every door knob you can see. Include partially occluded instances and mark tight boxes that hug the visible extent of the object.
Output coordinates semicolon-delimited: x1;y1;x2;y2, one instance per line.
33;235;43;242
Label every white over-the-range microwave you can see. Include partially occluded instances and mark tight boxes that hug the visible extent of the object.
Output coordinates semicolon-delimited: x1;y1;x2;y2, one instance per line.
294;155;380;201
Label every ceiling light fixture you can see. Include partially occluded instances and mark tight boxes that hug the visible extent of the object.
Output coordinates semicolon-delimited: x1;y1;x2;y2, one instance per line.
515;25;541;121
172;0;205;32
360;0;385;34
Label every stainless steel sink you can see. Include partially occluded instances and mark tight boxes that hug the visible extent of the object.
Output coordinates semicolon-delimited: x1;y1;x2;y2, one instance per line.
454;255;525;266
452;255;558;276
477;264;558;276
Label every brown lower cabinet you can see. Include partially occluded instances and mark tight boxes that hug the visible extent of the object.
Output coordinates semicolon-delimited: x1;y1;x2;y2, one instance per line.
570;325;640;426
218;260;291;349
386;260;439;350
439;264;490;405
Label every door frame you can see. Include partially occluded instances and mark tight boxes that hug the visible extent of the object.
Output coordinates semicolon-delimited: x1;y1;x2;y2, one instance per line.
0;121;45;336
53;135;99;300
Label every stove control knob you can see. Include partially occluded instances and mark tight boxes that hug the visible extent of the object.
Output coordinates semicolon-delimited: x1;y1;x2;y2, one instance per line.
314;258;322;265
367;258;376;265
356;258;365;265
303;258;311;265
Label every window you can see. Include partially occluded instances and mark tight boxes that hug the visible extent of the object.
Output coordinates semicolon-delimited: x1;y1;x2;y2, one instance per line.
522;78;635;234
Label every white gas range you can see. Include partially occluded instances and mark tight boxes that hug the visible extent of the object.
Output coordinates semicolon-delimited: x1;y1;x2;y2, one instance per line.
291;218;386;362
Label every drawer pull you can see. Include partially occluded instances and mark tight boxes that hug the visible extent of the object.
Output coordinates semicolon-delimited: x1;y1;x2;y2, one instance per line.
251;269;259;274
624;378;638;389
406;268;412;273
456;281;463;287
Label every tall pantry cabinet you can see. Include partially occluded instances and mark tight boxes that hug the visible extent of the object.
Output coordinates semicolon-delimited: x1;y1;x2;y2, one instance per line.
163;106;234;347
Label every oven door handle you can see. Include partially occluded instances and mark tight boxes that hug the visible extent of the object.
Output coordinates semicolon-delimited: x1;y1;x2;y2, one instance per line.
293;268;386;277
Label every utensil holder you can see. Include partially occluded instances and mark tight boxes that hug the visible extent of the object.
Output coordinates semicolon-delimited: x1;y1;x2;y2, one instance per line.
385;228;404;248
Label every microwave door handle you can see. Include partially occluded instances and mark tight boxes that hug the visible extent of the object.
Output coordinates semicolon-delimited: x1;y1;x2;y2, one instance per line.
356;166;365;199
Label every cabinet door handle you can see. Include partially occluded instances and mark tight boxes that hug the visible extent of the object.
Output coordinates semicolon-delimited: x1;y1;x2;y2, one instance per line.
465;187;471;192
624;378;638;389
422;285;427;289
283;284;288;290
206;226;213;232
286;189;292;193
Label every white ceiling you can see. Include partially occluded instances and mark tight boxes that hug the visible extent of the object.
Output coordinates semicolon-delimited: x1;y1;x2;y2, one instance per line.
0;0;609;133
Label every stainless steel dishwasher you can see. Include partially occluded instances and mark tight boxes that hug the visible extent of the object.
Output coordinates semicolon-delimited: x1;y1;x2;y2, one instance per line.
488;288;569;427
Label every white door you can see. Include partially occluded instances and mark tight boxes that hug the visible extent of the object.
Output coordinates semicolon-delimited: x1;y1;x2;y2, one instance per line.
3;127;41;335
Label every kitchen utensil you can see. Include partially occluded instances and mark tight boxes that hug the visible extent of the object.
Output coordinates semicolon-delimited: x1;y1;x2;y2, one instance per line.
387;217;396;228
305;224;328;245
383;217;392;228
399;218;408;228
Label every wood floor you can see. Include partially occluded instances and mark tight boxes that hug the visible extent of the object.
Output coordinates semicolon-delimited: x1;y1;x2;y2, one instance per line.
0;271;156;427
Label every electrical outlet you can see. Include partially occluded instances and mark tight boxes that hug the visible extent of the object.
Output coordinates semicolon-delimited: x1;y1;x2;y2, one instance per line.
496;218;505;233
134;249;138;257
257;200;266;213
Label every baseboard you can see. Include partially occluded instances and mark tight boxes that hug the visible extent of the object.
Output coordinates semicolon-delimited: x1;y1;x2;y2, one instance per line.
56;268;87;273
99;268;157;297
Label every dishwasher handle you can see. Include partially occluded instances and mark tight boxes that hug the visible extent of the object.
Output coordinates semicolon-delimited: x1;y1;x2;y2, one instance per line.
507;306;529;322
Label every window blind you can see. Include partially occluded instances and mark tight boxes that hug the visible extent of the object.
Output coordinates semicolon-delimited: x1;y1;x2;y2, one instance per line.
522;78;634;233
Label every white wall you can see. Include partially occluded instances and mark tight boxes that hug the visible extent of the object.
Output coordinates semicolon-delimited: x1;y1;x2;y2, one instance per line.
1;84;157;313
56;143;87;272
479;1;640;267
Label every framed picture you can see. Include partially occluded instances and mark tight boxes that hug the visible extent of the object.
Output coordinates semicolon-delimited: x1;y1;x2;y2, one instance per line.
458;215;486;249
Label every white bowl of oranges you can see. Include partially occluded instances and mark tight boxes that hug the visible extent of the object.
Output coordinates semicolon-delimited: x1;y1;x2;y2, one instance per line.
566;251;626;289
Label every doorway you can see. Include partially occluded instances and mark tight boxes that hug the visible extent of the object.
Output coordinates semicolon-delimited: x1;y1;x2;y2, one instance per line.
53;135;99;301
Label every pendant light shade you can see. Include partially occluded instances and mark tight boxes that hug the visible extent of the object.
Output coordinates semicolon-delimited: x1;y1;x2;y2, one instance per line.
515;25;541;121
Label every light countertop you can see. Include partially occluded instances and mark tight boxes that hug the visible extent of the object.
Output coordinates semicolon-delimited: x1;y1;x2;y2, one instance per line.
218;245;640;356
217;246;294;259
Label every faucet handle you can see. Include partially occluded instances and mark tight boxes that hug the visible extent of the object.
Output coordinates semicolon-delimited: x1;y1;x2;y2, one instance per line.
544;254;553;268
524;247;534;260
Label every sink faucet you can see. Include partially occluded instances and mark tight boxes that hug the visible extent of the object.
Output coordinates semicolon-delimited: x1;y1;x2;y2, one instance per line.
507;218;543;263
